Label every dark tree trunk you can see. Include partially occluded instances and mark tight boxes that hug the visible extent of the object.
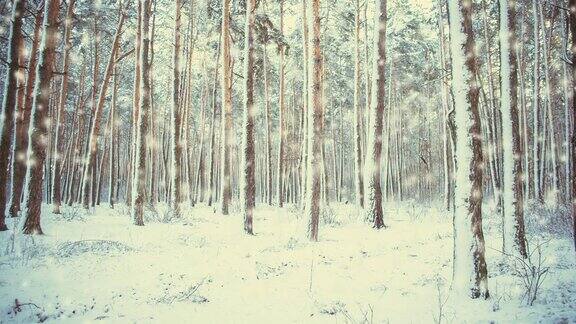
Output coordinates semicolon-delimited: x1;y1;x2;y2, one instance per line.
22;0;62;235
0;0;25;230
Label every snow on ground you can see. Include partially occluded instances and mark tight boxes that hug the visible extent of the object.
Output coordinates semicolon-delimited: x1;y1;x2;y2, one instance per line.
0;201;574;323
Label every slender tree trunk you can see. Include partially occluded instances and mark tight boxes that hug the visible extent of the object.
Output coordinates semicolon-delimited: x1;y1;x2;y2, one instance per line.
306;0;322;241
170;0;183;217
568;0;576;252
220;0;233;215
22;0;62;234
532;0;542;201
241;0;256;234
9;8;43;218
353;0;364;209
0;0;25;230
277;0;286;208
365;0;387;229
109;58;119;208
131;0;151;226
447;0;489;299
51;0;76;214
500;0;527;258
127;2;143;205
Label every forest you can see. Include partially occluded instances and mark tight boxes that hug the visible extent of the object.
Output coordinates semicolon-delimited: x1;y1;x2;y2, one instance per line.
0;0;575;322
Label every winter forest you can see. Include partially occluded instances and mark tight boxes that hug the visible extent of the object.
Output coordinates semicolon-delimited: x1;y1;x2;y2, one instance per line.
0;0;575;322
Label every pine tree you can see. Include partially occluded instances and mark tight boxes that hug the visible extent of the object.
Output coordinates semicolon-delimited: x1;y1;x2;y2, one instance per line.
170;0;183;218
220;0;233;215
0;0;26;231
353;0;364;209
447;0;489;299
8;7;43;219
131;0;152;226
499;0;527;258
569;0;576;252
241;0;256;234
365;0;387;229
22;0;62;235
305;0;322;241
51;0;76;214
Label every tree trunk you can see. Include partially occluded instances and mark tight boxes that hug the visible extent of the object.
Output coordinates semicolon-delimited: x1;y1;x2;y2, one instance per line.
353;0;364;209
569;0;576;252
51;0;76;214
241;0;256;234
131;0;151;226
0;0;25;230
22;0;62;235
447;0;489;299
306;0;322;241
365;0;387;229
170;0;183;217
9;8;43;219
277;0;286;208
499;0;527;258
220;0;232;215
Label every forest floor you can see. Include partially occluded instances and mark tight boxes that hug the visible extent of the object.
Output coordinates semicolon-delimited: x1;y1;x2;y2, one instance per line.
0;201;574;323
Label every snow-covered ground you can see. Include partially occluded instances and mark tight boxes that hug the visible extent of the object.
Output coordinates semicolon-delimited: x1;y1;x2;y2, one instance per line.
0;201;574;323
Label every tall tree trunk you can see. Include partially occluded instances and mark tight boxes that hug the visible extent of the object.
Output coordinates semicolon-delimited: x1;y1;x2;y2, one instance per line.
131;0;151;226
51;0;76;214
365;0;387;229
263;43;273;206
532;0;542;201
499;0;527;258
127;2;143;205
306;0;322;241
171;0;183;217
277;0;286;208
447;0;489;299
22;0;62;234
109;57;119;208
353;0;364;209
0;0;25;230
241;0;256;234
9;8;43;218
569;0;576;252
220;0;233;215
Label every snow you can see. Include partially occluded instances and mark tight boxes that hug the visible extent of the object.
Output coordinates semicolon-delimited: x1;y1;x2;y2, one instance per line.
1;202;574;323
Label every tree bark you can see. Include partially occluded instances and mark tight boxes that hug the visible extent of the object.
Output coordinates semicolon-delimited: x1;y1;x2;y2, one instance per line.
171;0;183;217
353;0;364;209
220;0;232;215
569;0;576;252
365;0;387;229
9;8;43;219
241;0;256;234
499;0;527;258
22;0;62;235
447;0;489;299
131;0;151;226
0;0;25;230
306;0;322;241
51;0;76;214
